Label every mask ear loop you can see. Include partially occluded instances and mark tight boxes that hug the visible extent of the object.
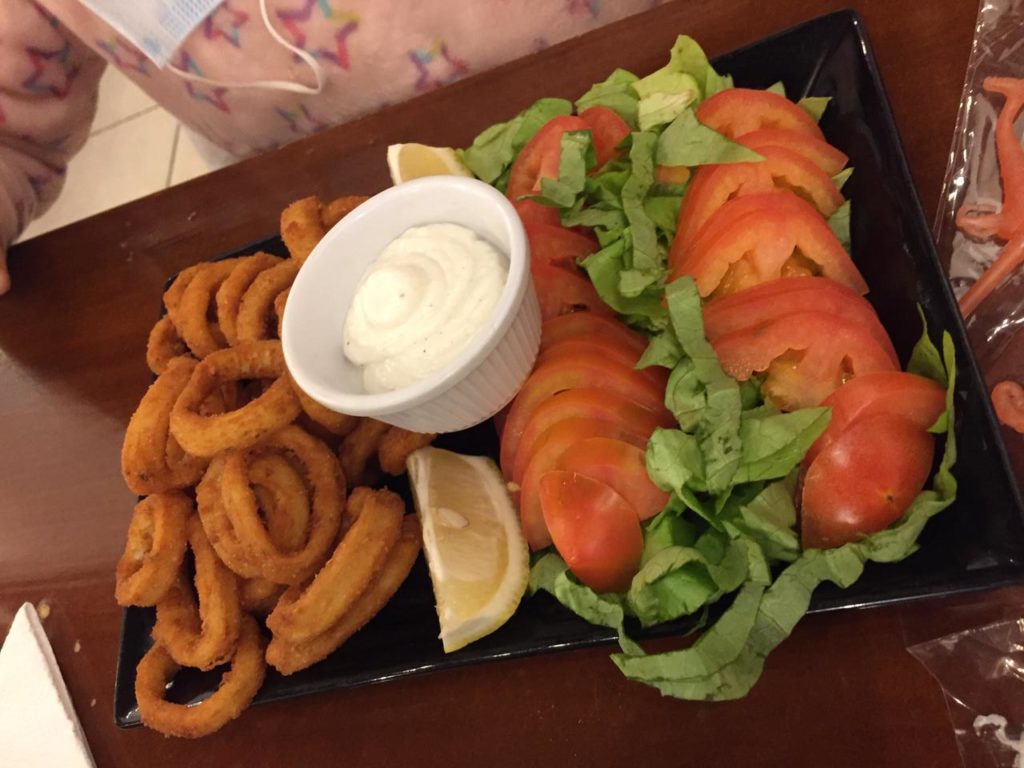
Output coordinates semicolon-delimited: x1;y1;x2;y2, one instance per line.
167;0;325;94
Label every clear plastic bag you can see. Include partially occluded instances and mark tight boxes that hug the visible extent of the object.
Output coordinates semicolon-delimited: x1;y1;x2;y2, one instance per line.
935;0;1024;383
910;620;1024;768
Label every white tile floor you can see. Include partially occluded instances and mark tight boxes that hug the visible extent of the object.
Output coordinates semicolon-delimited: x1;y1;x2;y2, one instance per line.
18;68;221;242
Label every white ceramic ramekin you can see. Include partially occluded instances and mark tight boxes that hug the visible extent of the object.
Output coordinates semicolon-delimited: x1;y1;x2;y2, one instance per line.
282;176;540;434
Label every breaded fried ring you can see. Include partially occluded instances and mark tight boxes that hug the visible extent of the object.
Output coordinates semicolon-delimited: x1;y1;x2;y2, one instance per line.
378;427;437;475
249;453;311;551
239;578;287;614
220;426;344;585
267;515;421;674
289;372;359;437
163;264;202;328
122;356;207;494
338;418;390;486
216;253;280;346
136;615;266;739
170;340;300;457
146;315;192;375
266;487;403;643
152;516;242;670
196;456;263;579
281;196;326;265
320;195;368;229
115;492;192;607
177;259;243;358
235;260;299;342
273;287;289;339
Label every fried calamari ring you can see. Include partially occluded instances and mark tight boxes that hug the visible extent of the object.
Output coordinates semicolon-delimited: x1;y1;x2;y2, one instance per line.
338;418;390;486
152;516;242;670
267;514;421;675
239;577;287;614
288;373;360;437
220;426;344;585
378;427;437;475
169;340;301;457
273;287;289;339
266;487;403;643
136;615;266;739
122;356;207;494
196;456;263;579
216;253;280;347
281;196;326;265
320;195;367;229
163;264;202;327
235;259;299;342
146;315;191;375
249;453;311;551
115;492;192;607
177;259;244;358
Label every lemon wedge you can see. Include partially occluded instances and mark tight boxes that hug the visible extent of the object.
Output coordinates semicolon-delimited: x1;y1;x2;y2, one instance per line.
386;143;473;184
406;446;529;652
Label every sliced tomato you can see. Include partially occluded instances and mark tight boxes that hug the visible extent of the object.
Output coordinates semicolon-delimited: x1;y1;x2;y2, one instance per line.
556;438;669;521
514;199;561;228
696;88;825;140
499;351;670;475
702;277;897;366
739;128;848;176
509;387;672;483
539;470;643;593
539;311;649;356
801;413;935;549
668;193;867;297
803;371;946;467
526;220;599;269
531;257;615;321
518;419;652;549
580;106;631;168
711;311;899;410
671;146;843;258
537;337;668;392
507;115;590;201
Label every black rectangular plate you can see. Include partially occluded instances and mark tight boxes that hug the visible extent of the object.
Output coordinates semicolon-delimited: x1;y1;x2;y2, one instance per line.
115;9;1024;727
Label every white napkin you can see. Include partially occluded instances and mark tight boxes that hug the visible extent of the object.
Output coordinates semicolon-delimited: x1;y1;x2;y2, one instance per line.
0;603;95;768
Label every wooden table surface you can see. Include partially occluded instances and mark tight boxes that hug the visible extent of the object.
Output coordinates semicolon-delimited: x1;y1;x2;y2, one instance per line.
1;1;1017;765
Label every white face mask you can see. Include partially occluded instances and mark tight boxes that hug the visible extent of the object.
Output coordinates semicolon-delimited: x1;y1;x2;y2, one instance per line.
78;0;324;94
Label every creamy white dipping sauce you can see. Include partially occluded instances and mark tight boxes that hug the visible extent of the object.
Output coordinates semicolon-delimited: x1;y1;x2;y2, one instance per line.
343;223;508;393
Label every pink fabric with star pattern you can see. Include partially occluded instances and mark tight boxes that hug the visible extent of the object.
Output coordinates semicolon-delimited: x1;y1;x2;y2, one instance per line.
0;0;664;285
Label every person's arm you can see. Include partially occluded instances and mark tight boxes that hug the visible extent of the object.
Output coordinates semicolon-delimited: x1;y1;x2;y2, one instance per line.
0;0;105;295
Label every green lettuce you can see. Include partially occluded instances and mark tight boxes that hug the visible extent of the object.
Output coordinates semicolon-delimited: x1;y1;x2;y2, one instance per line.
576;68;641;127
656;109;763;167
799;96;831;122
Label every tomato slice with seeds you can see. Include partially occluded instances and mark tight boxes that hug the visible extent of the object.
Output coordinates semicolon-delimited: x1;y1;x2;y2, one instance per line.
711;311;899;410
499;351;670;475
539;470;643;593
739;128;848;176
702;276;896;366
672;146;843;258
518;420;652;550
668;193;867;297
579;106;631;168
803;371;946;467
696;87;825;140
801;413;935;549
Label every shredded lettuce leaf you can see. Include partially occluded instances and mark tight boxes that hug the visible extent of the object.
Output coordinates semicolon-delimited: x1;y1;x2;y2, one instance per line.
656;109;763;167
799;96;831;122
576;69;641;128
